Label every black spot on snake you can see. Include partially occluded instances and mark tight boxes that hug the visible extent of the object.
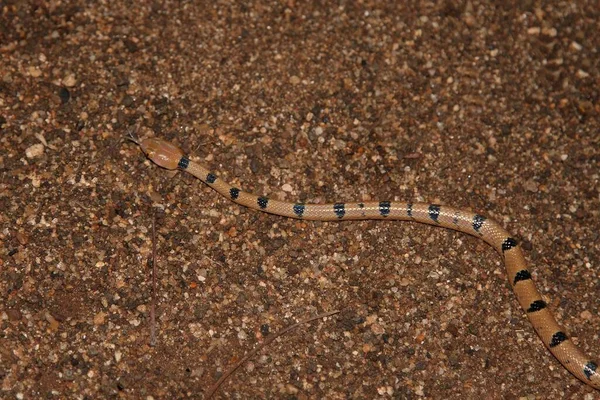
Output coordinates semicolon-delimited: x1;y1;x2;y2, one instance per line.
178;156;190;169
257;197;269;209
473;214;486;232
334;203;345;219
502;237;518;252
293;204;305;217
206;173;217;184
527;300;546;312
452;212;460;225
428;204;441;223
513;270;532;285
584;361;598;380
549;331;568;348
379;201;391;217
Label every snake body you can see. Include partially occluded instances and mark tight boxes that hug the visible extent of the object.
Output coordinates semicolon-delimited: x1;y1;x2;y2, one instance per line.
134;136;599;389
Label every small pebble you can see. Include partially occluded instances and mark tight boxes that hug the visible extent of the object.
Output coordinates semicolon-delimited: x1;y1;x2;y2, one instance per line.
25;143;44;158
371;323;385;335
245;361;255;373
576;69;589;79
28;66;42;77
45;313;60;331
580;310;592;320
93;311;107;325
524;180;538;193
63;74;77;87
122;95;134;107
7;309;22;321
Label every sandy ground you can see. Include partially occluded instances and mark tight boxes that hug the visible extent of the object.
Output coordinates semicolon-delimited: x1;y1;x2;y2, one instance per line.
1;1;599;399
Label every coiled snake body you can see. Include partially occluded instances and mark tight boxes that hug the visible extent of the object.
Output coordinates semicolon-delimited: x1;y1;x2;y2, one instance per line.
133;136;599;389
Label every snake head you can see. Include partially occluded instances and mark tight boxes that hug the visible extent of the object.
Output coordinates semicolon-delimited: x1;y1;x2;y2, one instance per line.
138;137;184;170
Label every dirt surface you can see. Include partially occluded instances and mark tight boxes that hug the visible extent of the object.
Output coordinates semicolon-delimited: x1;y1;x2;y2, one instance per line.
1;1;600;399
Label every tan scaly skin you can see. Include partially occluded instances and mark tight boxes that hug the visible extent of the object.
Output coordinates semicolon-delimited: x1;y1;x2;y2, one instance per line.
132;135;599;390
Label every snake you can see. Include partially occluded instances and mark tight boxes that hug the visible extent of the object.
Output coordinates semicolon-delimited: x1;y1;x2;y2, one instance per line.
131;135;599;390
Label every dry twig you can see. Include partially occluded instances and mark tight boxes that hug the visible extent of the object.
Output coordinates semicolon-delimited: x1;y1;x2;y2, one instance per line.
205;309;340;398
149;209;157;346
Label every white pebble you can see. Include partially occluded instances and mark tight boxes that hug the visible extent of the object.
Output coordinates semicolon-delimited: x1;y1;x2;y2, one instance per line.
570;41;582;51
25;143;44;158
576;69;589;79
63;74;77;87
